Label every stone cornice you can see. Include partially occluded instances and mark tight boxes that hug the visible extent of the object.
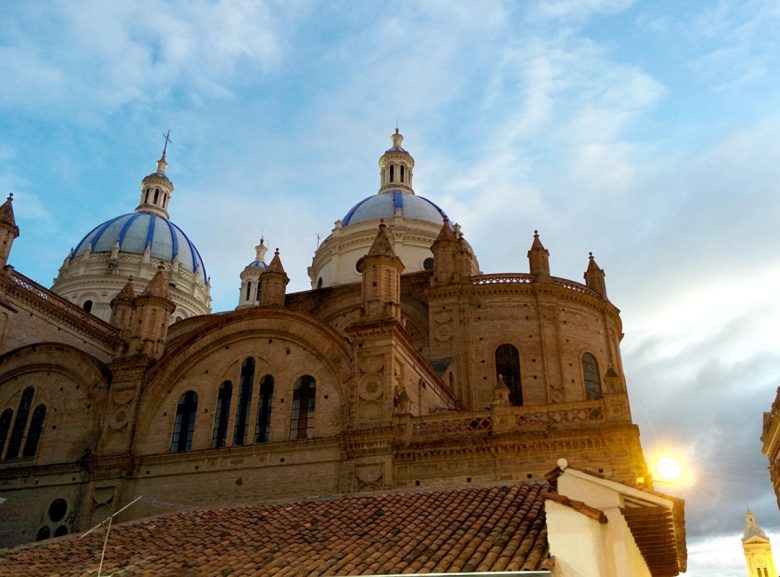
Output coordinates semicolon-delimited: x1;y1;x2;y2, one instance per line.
1;270;123;352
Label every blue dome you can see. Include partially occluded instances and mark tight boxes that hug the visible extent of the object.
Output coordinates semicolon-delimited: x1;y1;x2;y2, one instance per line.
342;190;447;226
73;211;207;283
246;259;268;269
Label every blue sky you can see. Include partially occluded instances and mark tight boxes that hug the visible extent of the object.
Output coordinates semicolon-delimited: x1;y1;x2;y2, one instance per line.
2;1;780;574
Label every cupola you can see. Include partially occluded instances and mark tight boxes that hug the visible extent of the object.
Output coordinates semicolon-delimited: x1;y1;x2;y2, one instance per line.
379;128;415;194
136;132;174;219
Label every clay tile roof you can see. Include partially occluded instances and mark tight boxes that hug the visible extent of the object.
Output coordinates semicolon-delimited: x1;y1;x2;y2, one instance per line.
0;484;551;577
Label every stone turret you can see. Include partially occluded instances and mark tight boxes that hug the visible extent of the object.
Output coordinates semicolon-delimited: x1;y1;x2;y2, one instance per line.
356;222;404;321
584;252;607;297
431;218;458;285
136;134;174;219
110;277;136;340
128;266;175;358
259;249;289;307
0;194;20;270
527;230;550;279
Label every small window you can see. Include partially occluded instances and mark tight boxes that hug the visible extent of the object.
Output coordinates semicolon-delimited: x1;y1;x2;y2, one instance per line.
389;165;395;183
5;387;34;459
154;188;160;204
423;257;434;271
255;375;274;443
0;408;13;458
170;391;198;452
582;353;602;400
53;525;68;537
83;300;93;313
22;404;46;457
255;283;261;302
36;527;50;541
245;281;252;302
496;345;522;406
400;165;405;182
290;376;316;440
211;381;232;448
317;277;323;289
233;358;255;445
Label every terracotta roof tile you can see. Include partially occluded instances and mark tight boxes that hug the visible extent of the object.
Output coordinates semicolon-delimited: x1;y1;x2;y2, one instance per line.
0;483;550;576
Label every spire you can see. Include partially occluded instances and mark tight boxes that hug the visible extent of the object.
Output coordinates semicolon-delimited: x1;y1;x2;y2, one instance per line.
142;265;171;299
434;217;456;243
112;277;136;303
267;248;286;274
255;237;268;263
110;277;136;337
527;230;550;278
584;252;607;298
743;510;769;542
365;221;396;259
378;128;415;194
136;135;175;219
0;194;20;269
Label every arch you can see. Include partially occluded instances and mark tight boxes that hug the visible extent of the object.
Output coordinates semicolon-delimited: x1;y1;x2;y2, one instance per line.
82;300;93;313
245;281;252;302
400;164;405;182
495;344;522;406
211;381;232;448
233;358;255;445
22;404;46;457
582;352;602;400
153;188;160;204
170;391;198;452
290;375;316;440
255;374;274;443
5;386;34;459
389;165;395;183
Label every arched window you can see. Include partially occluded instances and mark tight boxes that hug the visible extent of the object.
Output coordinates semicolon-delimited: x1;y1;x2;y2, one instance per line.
211;381;232;448
400;165;405;182
233;358;255;445
144;189;150;204
83;300;93;313
255;283;261;302
245;281;252;302
5;387;34;459
170;391;198;452
495;345;522;406
255;375;274;443
22;404;46;457
582;353;602;400
317;277;323;289
153;188;160;204
389;165;395;183
36;527;50;541
0;408;13;458
290;375;316;440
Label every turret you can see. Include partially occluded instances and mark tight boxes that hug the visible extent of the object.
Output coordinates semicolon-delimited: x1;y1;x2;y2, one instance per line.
584;252;607;297
527;230;550;279
128;265;175;358
356;222;404;321
135;132;174;219
237;237;268;309
431;218;458;285
258;249;289;307
109;277;135;340
0;194;20;269
378;128;415;194
742;510;778;577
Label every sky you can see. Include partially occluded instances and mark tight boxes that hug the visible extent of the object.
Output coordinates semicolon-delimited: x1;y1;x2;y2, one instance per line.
1;1;779;574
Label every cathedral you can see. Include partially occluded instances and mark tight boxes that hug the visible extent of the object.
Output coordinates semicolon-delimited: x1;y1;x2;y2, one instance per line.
0;131;686;576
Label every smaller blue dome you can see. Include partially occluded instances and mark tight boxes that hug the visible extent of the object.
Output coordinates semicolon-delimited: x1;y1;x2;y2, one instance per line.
73;211;207;283
342;190;446;226
246;259;268;269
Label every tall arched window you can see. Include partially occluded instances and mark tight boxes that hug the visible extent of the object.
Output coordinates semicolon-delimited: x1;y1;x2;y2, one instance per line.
5;387;34;459
23;404;46;457
245;282;252;302
170;391;198;452
211;381;232;448
582;353;602;400
495;344;522;406
290;376;316;440
83;300;93;313
389;165;395;182
233;358;255;445
400;165;405;182
0;408;13;458
255;375;274;443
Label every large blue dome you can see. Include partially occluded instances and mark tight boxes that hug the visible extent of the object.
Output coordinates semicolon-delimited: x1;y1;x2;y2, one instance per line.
73;211;207;283
342;190;447;226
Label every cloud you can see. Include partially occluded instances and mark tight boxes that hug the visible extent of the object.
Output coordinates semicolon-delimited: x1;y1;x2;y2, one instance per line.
0;1;293;117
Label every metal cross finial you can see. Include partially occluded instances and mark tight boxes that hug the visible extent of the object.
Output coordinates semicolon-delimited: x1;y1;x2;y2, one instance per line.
162;130;172;158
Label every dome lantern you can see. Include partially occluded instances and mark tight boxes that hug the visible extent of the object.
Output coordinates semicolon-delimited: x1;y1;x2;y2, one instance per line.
136;132;174;219
379;128;415;194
